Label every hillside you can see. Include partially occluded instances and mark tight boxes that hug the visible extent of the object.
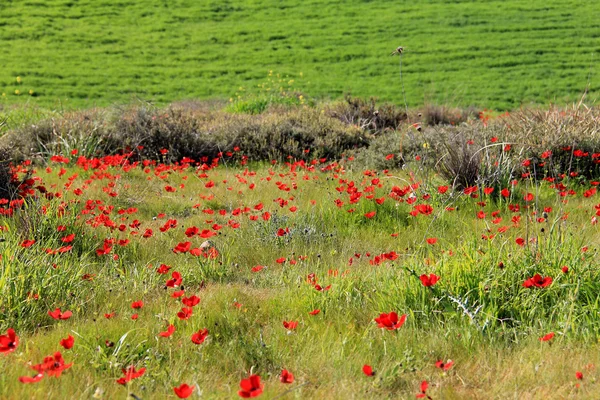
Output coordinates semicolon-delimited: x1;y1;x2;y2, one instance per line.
1;0;599;110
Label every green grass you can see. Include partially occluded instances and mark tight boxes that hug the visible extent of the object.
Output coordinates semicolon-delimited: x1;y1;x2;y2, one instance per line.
2;151;600;398
0;0;599;110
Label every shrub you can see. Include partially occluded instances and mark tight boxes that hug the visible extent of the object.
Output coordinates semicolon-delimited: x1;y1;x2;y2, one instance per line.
420;104;480;126
325;96;407;133
0;148;16;200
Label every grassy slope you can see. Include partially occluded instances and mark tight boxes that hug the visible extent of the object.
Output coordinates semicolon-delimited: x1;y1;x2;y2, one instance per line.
2;158;600;398
0;0;599;110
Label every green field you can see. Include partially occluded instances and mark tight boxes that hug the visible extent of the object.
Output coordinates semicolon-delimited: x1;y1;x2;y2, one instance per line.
1;0;599;110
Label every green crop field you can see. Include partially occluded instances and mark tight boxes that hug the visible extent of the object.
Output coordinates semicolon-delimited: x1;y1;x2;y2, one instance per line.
0;0;599;110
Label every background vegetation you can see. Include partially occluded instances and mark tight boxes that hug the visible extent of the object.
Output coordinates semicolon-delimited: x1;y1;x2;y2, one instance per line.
1;0;599;110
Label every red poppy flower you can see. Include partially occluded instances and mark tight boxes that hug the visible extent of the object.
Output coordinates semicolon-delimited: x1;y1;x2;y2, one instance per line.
174;383;195;398
182;295;200;307
435;359;454;371
416;380;430;399
523;274;552;288
31;351;73;377
363;364;375;376
426;238;437;245
374;312;407;330
283;320;298;330
238;374;263;398
539;332;555;342
131;300;144;309
159;324;176;338
199;229;217;238
415;204;433;215
251;265;264;273
19;373;44;384
309;309;321;316
576;371;583;380
48;308;72;320
60;335;75;350
157;264;171;274
419;274;440;287
191;328;209;344
177;307;193;320
276;228;289;237
280;369;294;384
166;271;183;287
61;234;75;243
116;366;146;385
20;239;36;248
104;312;115;319
173;242;191;254
364;211;376;219
185;227;199;237
0;328;18;353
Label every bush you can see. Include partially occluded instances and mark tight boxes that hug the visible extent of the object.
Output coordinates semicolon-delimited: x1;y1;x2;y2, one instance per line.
0;148;16;200
325;96;407;134
420;104;480;126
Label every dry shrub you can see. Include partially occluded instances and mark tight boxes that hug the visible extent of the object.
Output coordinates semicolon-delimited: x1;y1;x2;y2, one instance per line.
0;108;111;162
421;104;480;126
325;95;407;133
435;129;483;189
0;147;16;200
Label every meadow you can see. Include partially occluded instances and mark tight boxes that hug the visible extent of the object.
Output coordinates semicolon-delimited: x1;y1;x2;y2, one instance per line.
1;0;599;111
2;103;600;398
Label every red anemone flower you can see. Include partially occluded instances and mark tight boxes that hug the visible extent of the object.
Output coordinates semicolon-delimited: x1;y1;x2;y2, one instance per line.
159;324;176;338
131;300;144;309
0;328;18;353
539;332;555;342
363;364;375;376
174;383;195;398
280;369;294;384
177;307;193;320
19;373;44;384
59;335;75;350
374;312;407;330
116;366;146;385
191;328;209;345
419;274;440;287
48;308;72;320
416;380;431;399
32;351;73;377
182;295;200;307
238;374;263;398
283;320;298;330
523;274;553;288
435;359;454;371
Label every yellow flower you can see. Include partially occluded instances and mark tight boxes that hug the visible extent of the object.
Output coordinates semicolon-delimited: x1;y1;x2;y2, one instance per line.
14;89;20;95
423;142;430;149
28;89;35;95
16;76;22;84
